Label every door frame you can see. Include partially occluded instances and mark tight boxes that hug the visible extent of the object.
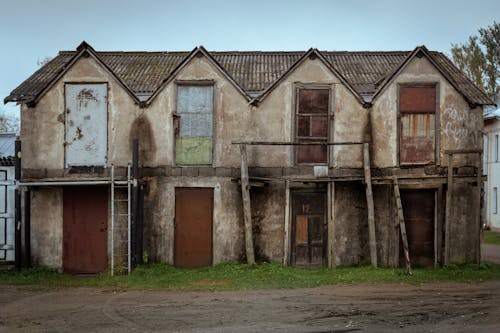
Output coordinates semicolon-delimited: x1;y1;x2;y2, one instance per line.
173;187;214;268
397;187;439;268
290;189;328;267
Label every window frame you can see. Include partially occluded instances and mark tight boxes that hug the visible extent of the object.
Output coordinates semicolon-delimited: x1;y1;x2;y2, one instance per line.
293;84;333;166
173;80;216;166
397;83;439;166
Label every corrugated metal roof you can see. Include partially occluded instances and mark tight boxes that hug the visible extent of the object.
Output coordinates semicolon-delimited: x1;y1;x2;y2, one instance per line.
4;47;494;106
0;133;15;160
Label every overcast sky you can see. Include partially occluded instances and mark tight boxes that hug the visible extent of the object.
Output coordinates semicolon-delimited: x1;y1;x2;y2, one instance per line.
1;0;498;117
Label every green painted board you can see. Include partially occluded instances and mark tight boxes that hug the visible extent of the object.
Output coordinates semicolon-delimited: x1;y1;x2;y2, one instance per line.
176;137;212;165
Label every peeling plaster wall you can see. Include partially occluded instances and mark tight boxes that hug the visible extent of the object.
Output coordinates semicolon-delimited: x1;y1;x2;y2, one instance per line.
333;182;369;266
448;183;479;263
21;56;140;170
372;56;483;168
30;188;62;269
251;184;285;262
142;176;244;264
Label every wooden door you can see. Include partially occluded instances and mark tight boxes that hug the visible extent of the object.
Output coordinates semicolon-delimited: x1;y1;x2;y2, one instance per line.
63;187;108;273
175;188;213;268
291;192;326;268
401;190;435;267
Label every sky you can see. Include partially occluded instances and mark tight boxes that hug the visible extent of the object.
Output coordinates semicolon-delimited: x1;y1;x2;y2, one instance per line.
1;0;499;117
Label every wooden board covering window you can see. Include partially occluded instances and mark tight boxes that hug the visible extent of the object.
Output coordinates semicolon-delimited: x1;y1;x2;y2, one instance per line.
399;86;436;165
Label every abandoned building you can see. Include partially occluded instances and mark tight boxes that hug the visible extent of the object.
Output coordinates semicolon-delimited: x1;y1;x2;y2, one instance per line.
4;41;495;273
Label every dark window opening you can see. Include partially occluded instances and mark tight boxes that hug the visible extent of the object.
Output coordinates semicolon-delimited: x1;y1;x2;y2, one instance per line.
295;88;329;164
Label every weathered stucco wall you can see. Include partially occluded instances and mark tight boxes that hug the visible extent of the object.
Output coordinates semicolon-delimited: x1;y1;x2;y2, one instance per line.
21;56;140;171
333;182;369;266
142;176;244;264
30;188;62;268
251;184;285;262
448;183;479;263
373;185;398;267
372;56;483;168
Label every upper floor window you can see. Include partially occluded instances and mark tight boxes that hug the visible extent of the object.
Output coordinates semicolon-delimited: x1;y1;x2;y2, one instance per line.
495;134;499;162
399;85;436;165
175;84;214;165
295;87;330;164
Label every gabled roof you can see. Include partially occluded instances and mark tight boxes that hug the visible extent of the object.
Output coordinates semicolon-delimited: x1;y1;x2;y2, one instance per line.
5;42;495;107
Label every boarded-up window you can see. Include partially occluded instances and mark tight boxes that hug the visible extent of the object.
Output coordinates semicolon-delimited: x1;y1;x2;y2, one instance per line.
175;85;214;165
65;83;107;166
296;88;329;164
399;86;436;165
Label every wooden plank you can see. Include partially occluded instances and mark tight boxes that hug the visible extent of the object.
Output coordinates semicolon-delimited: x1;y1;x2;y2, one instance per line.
363;143;377;268
445;153;453;265
444;149;482;155
240;144;255;265
283;180;290;265
393;177;412;275
476;152;482;263
328;181;335;268
232;141;366;146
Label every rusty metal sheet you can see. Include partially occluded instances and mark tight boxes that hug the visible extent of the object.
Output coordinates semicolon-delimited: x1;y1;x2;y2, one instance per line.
400;86;436;113
176;86;213;165
292;192;326;267
65;84;107;167
400;114;435;164
63;187;108;273
400;190;435;268
174;188;213;268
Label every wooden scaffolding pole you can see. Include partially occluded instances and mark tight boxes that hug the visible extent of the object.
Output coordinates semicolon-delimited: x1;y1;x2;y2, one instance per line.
476;152;482;264
240;144;255;265
445;153;453;265
363;143;377;268
393;176;412;275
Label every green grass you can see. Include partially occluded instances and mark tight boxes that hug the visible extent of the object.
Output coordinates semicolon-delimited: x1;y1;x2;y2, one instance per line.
1;262;500;291
484;230;500;245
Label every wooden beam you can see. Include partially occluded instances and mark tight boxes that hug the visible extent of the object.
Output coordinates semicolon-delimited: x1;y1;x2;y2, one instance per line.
283;180;290;266
445;153;453;265
393;177;412;275
328;181;335;268
239;144;255;265
476;152;482;263
444;149;482;155
363;143;377;268
232;141;366;146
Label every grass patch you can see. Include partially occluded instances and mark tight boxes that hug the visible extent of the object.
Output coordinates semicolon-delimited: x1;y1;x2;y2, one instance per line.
1;263;500;291
484;230;500;245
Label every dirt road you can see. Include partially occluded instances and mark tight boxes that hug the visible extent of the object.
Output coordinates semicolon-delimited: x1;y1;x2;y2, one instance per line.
1;282;499;332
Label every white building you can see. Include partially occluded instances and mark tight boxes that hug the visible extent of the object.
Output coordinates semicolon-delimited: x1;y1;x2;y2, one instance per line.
484;107;500;231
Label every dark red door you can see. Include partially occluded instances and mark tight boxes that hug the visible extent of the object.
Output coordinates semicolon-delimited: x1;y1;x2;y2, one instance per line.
175;188;213;268
401;190;435;267
291;192;327;268
63;187;108;273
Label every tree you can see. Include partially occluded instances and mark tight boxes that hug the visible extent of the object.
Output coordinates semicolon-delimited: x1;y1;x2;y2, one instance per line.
451;21;499;100
0;111;19;133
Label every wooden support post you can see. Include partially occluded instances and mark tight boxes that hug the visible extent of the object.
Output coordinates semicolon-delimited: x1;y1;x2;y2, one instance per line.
476;152;482;264
393;177;412;275
240;144;255;265
283;180;290;266
445;153;453;265
328;181;335;268
363;143;377;268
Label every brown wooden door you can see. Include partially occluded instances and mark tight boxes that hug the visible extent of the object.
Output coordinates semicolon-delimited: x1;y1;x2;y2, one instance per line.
63;187;108;273
401;190;435;267
175;188;213;268
291;192;326;268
